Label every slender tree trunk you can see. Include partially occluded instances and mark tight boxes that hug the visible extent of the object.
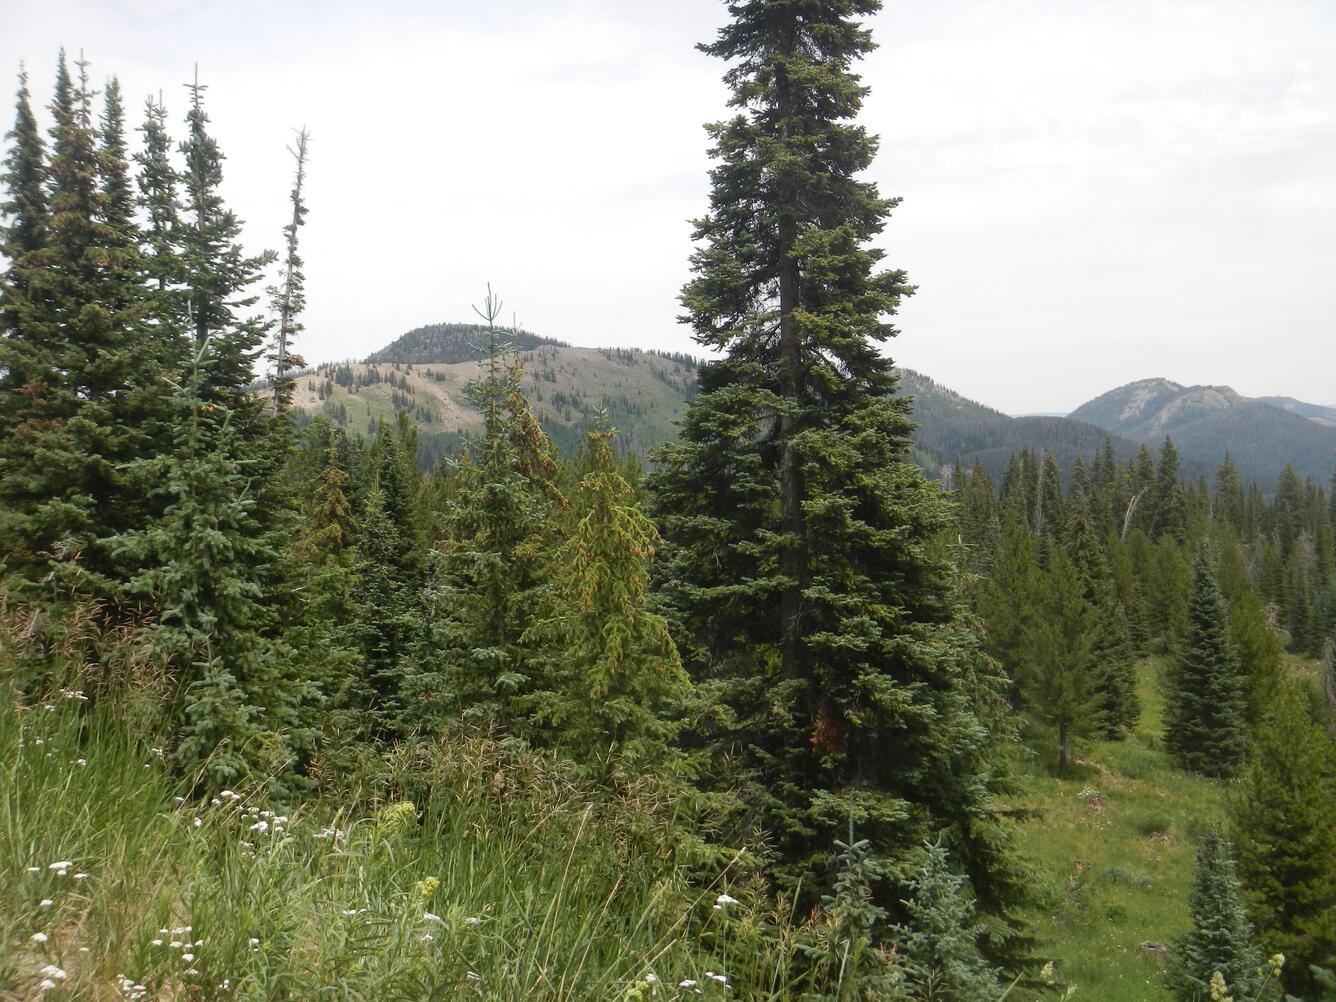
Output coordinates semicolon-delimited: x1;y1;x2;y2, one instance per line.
273;128;309;408
1058;718;1068;776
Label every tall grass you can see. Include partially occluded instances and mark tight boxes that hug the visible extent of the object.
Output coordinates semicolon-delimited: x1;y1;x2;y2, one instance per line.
0;597;815;1000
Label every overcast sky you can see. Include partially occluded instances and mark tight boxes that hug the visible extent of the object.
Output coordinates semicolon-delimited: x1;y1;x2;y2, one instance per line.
4;0;1334;413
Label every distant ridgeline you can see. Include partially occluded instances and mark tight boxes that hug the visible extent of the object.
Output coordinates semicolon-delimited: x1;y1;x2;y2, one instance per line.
289;327;1336;486
289;323;701;466
366;322;569;364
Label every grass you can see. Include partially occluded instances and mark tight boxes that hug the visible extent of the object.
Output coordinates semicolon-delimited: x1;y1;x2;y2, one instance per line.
0;678;770;1000
1012;657;1227;1002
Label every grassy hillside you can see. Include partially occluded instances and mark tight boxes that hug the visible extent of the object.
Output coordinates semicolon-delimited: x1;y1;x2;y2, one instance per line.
292;345;699;464
1014;658;1226;1001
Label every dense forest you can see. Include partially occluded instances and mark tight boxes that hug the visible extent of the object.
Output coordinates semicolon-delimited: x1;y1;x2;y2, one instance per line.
2;4;1335;1001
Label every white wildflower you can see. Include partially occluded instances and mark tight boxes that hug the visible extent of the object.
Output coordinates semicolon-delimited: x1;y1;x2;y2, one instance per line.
38;979;57;991
423;912;443;924
220;790;239;800
72;872;87;880
249;820;268;833
193;818;203;828
31;931;48;943
39;898;53;908
48;861;73;871
419;932;435;943
467;971;481;982
27;866;40;872
39;964;67;980
706;971;729;985
182;952;195;962
465;916;481;926
75;758;87;766
150;939;163;947
248;938;260;948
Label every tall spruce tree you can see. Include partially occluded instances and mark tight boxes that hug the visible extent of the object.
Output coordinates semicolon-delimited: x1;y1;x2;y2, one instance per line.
0;65;51;582
177;72;273;409
417;293;561;735
1166;829;1277;1002
1164;551;1248;777
1065;490;1139;737
649;0;1030;969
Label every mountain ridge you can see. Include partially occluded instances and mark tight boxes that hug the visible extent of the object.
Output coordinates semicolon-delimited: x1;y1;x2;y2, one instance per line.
287;326;1333;485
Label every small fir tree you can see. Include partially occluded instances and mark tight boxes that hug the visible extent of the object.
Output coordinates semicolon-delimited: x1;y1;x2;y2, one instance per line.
891;840;1002;1001
1166;829;1277;1002
1164;552;1248;777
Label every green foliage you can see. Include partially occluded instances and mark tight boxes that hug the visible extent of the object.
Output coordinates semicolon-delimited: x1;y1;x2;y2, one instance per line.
112;358;313;795
1230;679;1336;998
1021;547;1102;775
799;833;905;1001
523;420;690;783
650;1;1031;972
417;298;561;735
891;840;1002;1001
1165;829;1276;1001
1164;553;1248;778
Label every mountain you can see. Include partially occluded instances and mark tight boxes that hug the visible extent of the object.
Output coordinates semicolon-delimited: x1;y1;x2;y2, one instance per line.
897;371;1148;480
289;327;1328;485
1070;379;1336;483
291;325;700;466
1254;396;1336;428
292;325;1144;480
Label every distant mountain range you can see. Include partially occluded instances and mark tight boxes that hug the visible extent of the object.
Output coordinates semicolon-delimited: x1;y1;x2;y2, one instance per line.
1069;378;1336;484
288;326;1336;486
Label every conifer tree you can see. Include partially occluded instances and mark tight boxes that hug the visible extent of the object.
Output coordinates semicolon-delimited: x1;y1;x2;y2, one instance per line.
892;841;1002;1001
113;350;314;794
1166;829;1277;1002
1064;491;1139;736
345;485;421;740
418;292;560;734
0;55;168;599
0;65;52;577
1231;680;1336;998
134;93;182;301
1021;546;1100;774
1164;552;1248;777
522;419;689;782
1215;454;1246;533
1154;438;1187;544
649;1;1030;965
269;127;309;408
1036;452;1063;538
177;72;274;407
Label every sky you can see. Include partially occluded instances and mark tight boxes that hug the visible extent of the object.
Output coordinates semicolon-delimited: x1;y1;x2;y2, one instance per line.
3;0;1334;414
